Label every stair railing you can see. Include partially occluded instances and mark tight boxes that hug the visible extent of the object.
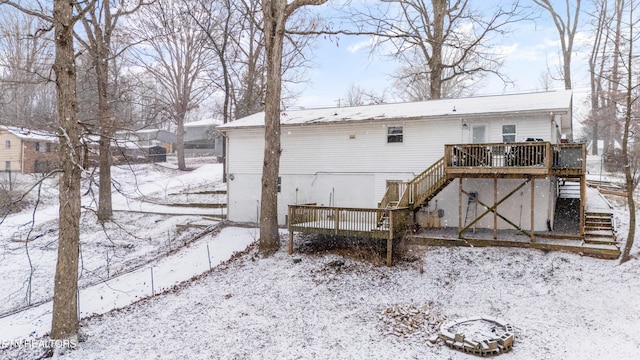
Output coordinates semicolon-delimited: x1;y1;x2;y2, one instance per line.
397;157;447;208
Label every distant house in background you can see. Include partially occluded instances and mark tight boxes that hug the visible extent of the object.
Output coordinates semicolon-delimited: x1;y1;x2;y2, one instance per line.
114;129;177;153
0;125;59;173
184;118;223;158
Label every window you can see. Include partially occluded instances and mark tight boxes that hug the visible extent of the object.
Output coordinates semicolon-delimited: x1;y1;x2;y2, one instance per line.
387;126;403;143
5;161;10;171
502;125;516;143
277;176;281;193
35;142;40;152
5;140;10;149
46;143;52;152
472;125;486;143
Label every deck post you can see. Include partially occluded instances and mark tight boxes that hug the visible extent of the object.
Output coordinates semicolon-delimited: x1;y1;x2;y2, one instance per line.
458;178;463;236
387;210;394;266
531;177;535;242
580;175;586;237
288;205;294;254
334;208;339;235
288;230;294;255
494;176;498;239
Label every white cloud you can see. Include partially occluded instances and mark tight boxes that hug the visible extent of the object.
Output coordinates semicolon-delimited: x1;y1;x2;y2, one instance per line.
347;37;376;54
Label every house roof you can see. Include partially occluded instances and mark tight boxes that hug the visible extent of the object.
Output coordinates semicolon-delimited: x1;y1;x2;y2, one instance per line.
220;90;573;130
185;118;222;127
0;125;58;142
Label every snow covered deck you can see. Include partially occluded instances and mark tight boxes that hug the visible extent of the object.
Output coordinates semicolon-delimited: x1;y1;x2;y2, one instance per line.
287;205;411;265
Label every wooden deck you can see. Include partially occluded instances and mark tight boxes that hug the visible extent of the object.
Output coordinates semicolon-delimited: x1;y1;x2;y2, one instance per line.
444;142;585;178
404;227;620;259
286;143;600;265
287;205;411;265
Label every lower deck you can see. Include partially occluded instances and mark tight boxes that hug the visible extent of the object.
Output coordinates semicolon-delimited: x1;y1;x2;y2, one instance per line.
287;184;620;264
404;227;619;259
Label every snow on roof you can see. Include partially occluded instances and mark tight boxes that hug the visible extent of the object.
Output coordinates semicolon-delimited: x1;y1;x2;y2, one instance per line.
220;90;573;129
185;118;222;127
0;125;58;142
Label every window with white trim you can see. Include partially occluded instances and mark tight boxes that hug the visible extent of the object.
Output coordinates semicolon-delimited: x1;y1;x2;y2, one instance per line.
502;125;516;143
5;140;10;149
387;126;403;143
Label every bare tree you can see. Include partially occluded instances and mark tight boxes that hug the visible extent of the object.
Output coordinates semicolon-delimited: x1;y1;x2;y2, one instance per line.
533;0;581;90
50;0;84;340
74;0;149;221
585;0;611;155
259;0;328;252
583;0;627;156
130;0;216;170
350;0;522;100
0;9;56;129
343;84;387;106
0;0;86;341
186;0;240;181
619;0;639;264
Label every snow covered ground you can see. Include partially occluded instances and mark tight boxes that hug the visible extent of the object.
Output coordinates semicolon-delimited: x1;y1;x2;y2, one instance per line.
1;156;639;359
0;158;224;315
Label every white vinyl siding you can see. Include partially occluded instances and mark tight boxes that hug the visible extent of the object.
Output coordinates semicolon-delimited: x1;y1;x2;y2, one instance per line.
225;112;560;226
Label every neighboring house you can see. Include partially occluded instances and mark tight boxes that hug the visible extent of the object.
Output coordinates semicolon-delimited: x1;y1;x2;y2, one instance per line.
184;118;223;157
111;129;177;163
0;125;59;173
114;129;177;153
220;90;604;262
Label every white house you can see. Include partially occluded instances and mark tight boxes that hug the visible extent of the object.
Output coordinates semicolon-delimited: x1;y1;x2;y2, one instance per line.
184;118;224;157
219;91;576;234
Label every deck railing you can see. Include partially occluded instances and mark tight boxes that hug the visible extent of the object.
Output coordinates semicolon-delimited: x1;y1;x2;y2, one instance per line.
444;142;585;174
445;142;551;168
378;181;409;208
397;157;448;208
288;204;409;240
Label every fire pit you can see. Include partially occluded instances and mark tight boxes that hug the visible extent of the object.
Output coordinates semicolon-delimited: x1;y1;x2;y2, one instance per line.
439;316;514;356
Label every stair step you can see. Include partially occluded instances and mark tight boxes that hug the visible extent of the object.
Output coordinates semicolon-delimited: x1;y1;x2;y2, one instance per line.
586;228;613;233
584;236;617;245
586;215;612;220
585;212;613;218
585;220;612;225
585;222;613;226
585;220;612;224
585;229;615;237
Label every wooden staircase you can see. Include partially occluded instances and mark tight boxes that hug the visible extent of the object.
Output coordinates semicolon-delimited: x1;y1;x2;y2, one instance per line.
379;157;452;211
584;212;617;245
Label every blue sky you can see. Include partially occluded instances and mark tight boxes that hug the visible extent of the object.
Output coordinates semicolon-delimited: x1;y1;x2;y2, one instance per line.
290;1;592;109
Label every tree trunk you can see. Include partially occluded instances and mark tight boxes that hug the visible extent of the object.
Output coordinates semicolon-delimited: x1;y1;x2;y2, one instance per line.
96;44;113;221
51;0;81;340
562;52;572;90
429;0;446;100
259;0;286;253
176;114;186;170
620;2;635;264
